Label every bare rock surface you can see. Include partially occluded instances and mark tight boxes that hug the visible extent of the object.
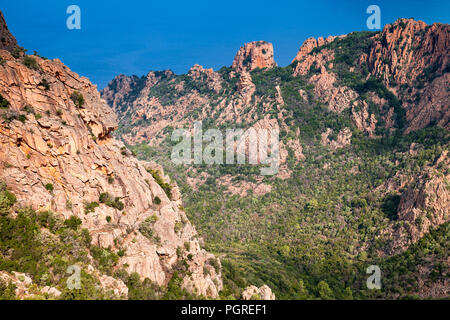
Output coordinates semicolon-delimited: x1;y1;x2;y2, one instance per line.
0;11;18;53
0;48;222;297
242;284;275;300
232;41;277;73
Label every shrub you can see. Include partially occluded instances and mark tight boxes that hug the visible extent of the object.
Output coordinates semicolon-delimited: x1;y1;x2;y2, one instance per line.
70;91;85;108
0;279;16;300
381;194;401;220
18;114;27;123
23;56;39;70
146;169;172;200
0;189;17;215
81;228;92;247
0;94;9;108
44;183;54;192
1;110;18;123
11;46;26;58
0;180;6;192
174;221;183;233
99;192;124;210
117;248;125;257
91;246;119;273
207;258;220;274
250;294;261;300
317;281;334;300
106;216;111;223
64;215;82;230
38;79;50;91
138;215;158;239
153;196;161;205
84;201;99;214
23;105;34;114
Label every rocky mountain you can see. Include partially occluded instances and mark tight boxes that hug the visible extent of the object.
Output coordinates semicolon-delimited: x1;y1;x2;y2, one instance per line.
102;18;449;299
0;11;222;299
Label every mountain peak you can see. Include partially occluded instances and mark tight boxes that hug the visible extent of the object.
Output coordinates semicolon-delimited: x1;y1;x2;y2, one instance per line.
231;40;277;72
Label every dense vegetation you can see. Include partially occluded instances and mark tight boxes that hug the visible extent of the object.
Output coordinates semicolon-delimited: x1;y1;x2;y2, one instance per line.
123;30;449;300
0;182;201;300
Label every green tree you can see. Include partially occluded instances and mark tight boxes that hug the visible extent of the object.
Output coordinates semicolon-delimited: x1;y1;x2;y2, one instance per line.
317;281;333;300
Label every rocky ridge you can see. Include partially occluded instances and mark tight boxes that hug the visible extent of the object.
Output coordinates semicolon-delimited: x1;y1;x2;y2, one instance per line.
0;22;222;297
364;18;450;133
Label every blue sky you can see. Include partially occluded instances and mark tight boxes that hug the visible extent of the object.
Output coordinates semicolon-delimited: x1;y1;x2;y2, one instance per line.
1;0;448;88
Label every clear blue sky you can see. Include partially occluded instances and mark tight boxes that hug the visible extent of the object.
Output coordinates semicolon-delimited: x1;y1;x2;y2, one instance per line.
1;0;448;88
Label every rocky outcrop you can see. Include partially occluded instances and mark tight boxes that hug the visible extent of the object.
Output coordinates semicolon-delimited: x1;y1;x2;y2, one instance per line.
232;41;276;73
98;274;128;298
351;100;377;136
366;18;449;87
242;285;275;300
188;64;222;93
309;67;359;114
100;74;139;114
404;72;450;133
363;18;450;132
291;37;360;114
218;174;272;197
384;151;449;255
292;36;340;63
0;45;222;297
0;11;18;53
321;127;352;149
236;71;256;105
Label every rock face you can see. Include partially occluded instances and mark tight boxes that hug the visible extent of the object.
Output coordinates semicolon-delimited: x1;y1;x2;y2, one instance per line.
384;151;449;255
366;19;449;87
0;13;222;297
242;285;275;300
363;18;450;133
0;11;18;53
232;41;277;73
292;36;340;63
291;19;449;135
321;127;352;149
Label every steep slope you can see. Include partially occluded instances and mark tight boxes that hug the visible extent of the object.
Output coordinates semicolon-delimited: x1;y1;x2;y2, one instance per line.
364;18;449;133
0;13;222;299
0;11;18;53
102;18;449;300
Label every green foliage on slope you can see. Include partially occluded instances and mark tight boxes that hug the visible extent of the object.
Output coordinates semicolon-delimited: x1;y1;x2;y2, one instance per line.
117;29;449;300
